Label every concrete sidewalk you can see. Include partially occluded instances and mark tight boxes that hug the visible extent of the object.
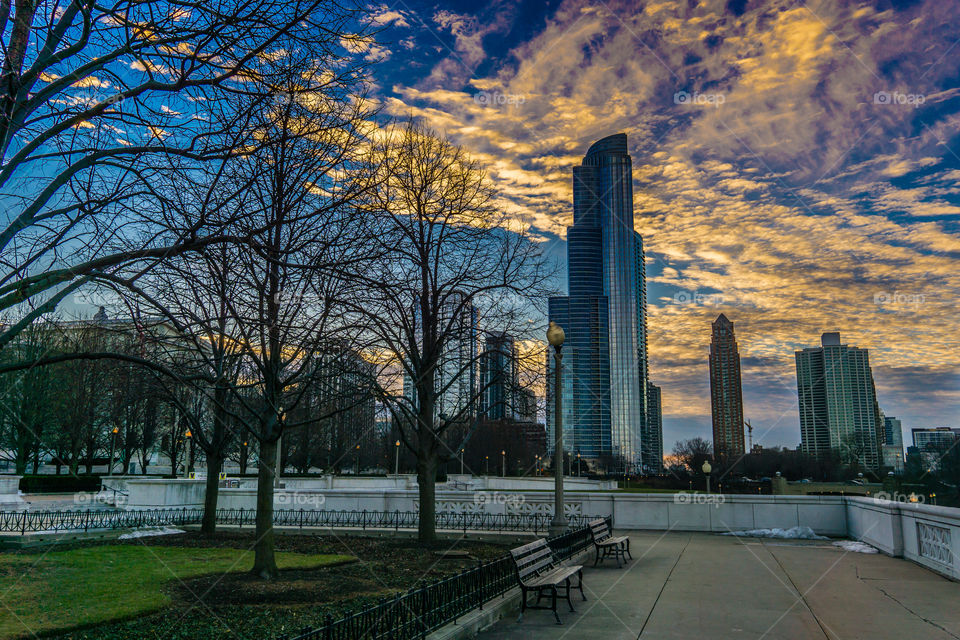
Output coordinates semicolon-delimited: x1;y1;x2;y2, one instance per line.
478;531;960;640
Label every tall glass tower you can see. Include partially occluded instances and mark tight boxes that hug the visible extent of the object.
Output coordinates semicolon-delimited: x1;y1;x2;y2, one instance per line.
547;133;654;472
795;332;882;470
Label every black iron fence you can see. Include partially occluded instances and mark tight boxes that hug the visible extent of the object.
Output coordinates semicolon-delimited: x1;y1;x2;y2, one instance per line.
277;518;606;640
0;507;599;535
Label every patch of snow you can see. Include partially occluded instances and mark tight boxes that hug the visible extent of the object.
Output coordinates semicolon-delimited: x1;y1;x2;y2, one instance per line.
118;526;185;540
721;526;827;540
833;540;878;554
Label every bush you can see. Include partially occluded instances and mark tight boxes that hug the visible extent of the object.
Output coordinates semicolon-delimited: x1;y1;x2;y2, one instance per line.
19;474;102;493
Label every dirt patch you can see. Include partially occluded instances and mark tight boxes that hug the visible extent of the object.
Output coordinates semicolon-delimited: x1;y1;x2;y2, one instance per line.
139;531;510;607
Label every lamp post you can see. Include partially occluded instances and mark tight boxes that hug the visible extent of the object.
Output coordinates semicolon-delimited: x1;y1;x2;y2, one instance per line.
577;453;582;478
460;448;465;475
547;321;567;536
355;444;361;475
108;427;119;476
395;440;401;476
485;455;489;476
501;450;506;477
702;460;712;493
185;429;194;476
275;409;285;489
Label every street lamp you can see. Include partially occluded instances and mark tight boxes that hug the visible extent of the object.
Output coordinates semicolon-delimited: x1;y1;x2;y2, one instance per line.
547;321;567;536
108;427;119;476
185;429;193;476
702;460;712;493
485;455;489;476
460;448;465;475
577;453;582;478
395;440;401;476
501;450;506;477
275;409;286;489
355;444;361;475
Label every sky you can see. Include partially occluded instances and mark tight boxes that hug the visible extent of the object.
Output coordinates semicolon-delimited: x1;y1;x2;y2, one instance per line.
361;0;960;452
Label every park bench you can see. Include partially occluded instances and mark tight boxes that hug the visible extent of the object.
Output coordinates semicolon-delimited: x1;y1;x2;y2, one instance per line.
510;538;585;624
589;518;631;568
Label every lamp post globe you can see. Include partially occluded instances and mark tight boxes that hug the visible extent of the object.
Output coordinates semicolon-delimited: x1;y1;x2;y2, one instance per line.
702;460;712;493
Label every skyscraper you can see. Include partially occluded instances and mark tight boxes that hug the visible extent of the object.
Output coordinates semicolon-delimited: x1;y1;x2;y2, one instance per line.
403;292;478;421
479;331;518;420
882;416;905;472
643;381;663;472
709;314;745;460
547;133;656;472
795;332;882;470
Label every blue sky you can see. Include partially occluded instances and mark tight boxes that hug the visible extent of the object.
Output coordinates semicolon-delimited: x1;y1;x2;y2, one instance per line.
362;0;960;452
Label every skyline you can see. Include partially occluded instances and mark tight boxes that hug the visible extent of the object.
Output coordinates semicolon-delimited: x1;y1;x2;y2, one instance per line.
362;0;960;450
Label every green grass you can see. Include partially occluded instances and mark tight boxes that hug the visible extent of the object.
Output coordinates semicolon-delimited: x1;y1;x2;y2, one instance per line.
0;545;354;639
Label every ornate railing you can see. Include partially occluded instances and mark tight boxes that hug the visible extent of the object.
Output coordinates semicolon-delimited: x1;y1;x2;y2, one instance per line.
0;507;598;535
277;518;605;640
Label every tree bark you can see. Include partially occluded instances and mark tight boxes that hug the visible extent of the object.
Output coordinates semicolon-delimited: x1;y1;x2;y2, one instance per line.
201;450;223;536
417;450;437;543
252;437;278;579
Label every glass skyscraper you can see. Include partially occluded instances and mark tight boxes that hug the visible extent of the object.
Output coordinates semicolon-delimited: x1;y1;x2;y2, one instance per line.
547;133;658;472
479;331;518;420
796;332;882;470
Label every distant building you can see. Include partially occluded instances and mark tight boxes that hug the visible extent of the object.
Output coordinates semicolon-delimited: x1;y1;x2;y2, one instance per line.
709;314;745;460
547;133;656;472
795;332;882;470
403;292;478;421
479;332;518;420
881;445;904;473
643;382;663;472
516;388;538;423
882;416;904;470
911;427;960;452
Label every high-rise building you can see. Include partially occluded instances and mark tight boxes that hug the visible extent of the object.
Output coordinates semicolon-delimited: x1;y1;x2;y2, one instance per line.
479;332;518;420
795;332;882;470
709;314;745;460
911;427;960;452
547;133;656;471
643;381;663;472
403;292;478;421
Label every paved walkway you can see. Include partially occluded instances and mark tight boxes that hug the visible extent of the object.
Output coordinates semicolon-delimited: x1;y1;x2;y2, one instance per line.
479;531;960;640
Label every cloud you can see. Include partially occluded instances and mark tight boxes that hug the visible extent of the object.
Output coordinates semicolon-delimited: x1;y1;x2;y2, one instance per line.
376;0;960;446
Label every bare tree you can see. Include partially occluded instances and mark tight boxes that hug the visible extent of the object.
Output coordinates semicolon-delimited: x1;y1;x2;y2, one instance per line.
0;0;371;349
355;123;552;543
672;437;713;476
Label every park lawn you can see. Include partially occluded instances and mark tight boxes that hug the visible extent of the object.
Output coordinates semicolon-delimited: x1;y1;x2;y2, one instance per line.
0;544;354;639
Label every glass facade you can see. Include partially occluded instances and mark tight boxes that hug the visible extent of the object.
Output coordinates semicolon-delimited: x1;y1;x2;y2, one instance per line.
547;134;658;472
796;332;882;469
479;332;518;420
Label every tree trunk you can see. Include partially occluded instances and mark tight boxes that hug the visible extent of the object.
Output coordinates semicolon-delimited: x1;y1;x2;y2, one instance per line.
201;450;223;536
252;438;278;579
417;451;437;543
